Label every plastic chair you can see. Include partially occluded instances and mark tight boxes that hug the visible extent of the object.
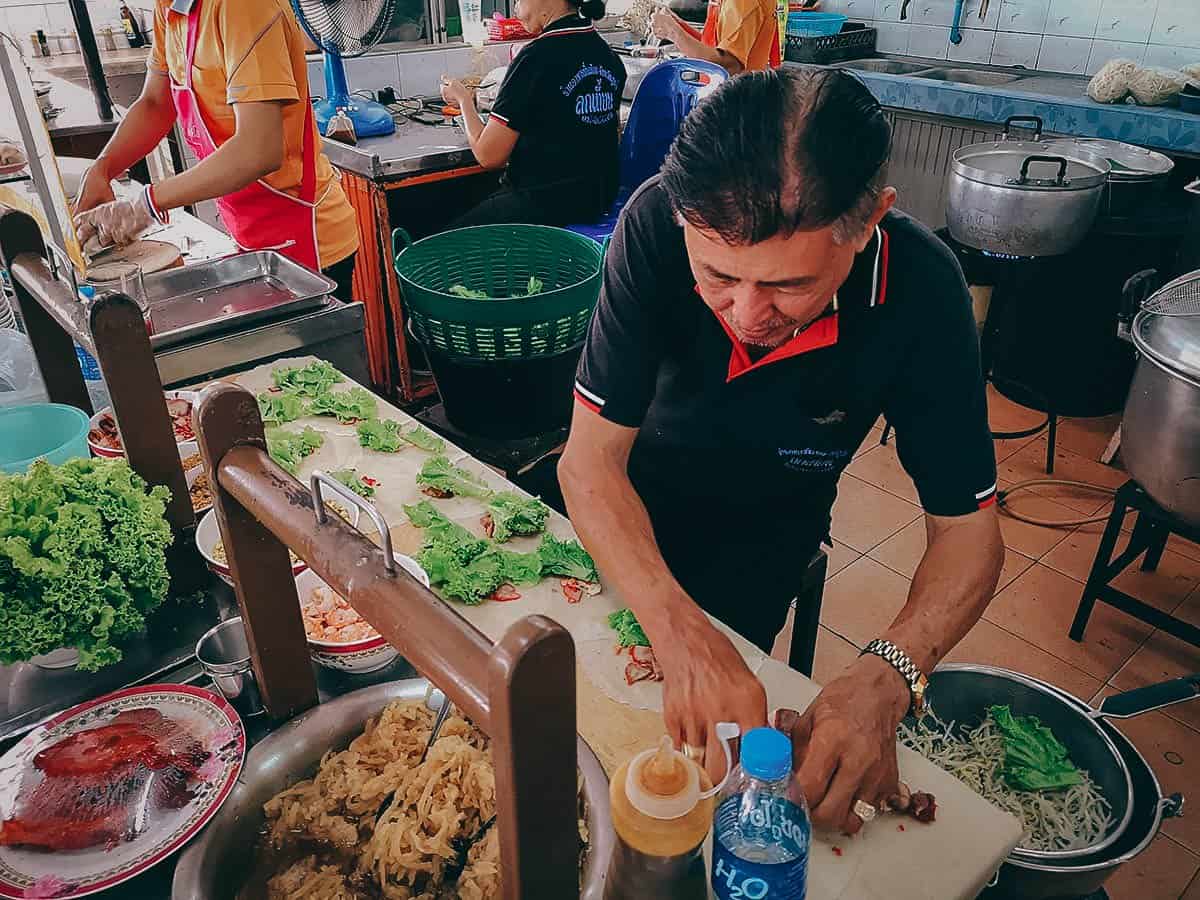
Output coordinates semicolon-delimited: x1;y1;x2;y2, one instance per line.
567;58;728;244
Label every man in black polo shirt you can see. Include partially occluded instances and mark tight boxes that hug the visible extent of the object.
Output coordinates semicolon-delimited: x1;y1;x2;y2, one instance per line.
559;68;1004;835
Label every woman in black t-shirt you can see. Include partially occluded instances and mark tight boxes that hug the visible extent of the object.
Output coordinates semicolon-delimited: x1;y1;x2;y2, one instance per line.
440;0;627;227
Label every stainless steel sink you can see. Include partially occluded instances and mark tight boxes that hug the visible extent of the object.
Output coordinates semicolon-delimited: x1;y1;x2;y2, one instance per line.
836;59;935;74
912;67;1027;85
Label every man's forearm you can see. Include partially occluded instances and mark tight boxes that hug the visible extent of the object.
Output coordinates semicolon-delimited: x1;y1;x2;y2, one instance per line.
882;511;1004;675
93;91;177;180
559;457;704;643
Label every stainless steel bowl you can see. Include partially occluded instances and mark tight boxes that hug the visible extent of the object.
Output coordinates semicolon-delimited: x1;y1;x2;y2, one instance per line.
172;678;613;899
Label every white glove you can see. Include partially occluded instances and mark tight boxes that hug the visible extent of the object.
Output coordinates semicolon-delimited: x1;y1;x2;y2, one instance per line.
75;190;154;252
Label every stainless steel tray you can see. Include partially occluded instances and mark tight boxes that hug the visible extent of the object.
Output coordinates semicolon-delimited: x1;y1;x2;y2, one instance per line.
144;251;335;350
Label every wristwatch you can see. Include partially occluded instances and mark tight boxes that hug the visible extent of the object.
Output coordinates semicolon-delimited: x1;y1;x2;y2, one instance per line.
860;638;928;717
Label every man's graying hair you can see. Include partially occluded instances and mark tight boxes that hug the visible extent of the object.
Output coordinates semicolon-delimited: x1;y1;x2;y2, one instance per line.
661;67;892;245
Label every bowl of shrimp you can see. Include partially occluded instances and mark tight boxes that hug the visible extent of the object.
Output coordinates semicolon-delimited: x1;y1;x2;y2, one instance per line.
294;554;429;674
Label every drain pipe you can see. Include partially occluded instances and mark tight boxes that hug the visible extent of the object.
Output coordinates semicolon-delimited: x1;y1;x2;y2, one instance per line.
66;0;113;122
950;0;966;43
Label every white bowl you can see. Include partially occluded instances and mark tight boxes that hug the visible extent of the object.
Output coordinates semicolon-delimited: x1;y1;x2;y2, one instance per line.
87;390;199;457
296;555;429;674
195;503;362;586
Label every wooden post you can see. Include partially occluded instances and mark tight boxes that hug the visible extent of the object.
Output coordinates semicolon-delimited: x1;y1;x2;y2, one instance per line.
194;384;318;721
0;208;91;414
90;293;194;531
489;616;579;900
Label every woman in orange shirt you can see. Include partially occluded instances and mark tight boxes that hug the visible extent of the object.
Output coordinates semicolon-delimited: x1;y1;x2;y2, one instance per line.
650;0;780;74
75;0;359;298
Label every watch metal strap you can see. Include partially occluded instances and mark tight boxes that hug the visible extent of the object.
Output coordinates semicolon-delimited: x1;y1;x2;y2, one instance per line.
861;638;923;706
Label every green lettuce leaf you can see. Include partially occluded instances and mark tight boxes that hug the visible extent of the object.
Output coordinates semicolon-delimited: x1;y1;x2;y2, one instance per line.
332;468;377;498
271;360;343;397
538;533;598;582
526;276;544;296
401;425;445;453
989;705;1083;792
266;426;324;475
308;387;378;424
257;390;307;424
0;458;173;671
486;492;550;542
405;501;489;565
449;284;488;299
608;608;650;648
356;418;404;453
416;455;493;500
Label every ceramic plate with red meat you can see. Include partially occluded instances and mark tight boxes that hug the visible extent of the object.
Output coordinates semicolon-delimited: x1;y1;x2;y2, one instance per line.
0;685;244;899
87;391;197;457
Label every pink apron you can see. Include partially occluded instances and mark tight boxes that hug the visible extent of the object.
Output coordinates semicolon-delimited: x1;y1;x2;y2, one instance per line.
170;0;321;269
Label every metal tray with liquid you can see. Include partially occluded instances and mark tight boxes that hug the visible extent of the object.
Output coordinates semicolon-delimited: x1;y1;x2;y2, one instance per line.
145;251;335;350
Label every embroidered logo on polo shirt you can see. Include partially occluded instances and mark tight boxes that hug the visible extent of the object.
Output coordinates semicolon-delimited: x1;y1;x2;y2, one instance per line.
812;410;847;426
777;447;851;473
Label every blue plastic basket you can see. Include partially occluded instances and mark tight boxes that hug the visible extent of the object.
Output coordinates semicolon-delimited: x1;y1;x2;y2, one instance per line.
786;11;847;36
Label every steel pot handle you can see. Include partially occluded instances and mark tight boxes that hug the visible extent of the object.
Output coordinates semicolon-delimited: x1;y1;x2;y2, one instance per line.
1161;794;1185;819
309;469;397;576
1017;155;1069;186
1117;268;1158;341
1092;673;1200;720
1003;115;1043;141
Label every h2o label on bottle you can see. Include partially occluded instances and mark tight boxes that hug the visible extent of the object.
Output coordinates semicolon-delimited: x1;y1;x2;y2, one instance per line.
712;796;808;900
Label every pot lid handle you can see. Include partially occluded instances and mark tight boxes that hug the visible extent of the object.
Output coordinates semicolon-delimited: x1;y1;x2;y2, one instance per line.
1003;115;1043;141
1014;155;1069;186
1118;268;1158;340
1095;674;1200;719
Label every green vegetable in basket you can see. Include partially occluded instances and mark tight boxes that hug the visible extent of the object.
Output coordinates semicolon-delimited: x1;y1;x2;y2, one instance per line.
608;608;650;648
332;468;377;498
401;425;445;453
538;532;598;582
0;458;173;671
258;390;307;424
357;418;404;453
416;455;493;500
449;284;489;299
486;492;550;542
989;705;1083;792
266;426;324;475
308;387;378;424
271;360;343;397
525;276;544;296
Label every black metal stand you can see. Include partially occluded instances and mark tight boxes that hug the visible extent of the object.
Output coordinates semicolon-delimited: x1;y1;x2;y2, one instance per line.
1070;480;1200;649
66;0;114;122
787;549;828;677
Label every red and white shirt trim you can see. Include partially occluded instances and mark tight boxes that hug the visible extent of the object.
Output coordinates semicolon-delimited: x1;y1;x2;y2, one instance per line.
975;483;998;509
574;379;605;413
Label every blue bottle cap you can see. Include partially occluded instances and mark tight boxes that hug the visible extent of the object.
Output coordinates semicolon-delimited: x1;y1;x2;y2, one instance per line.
739;727;792;781
78;285;96;300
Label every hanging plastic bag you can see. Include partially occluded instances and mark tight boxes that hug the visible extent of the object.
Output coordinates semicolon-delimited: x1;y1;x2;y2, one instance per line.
0;328;48;408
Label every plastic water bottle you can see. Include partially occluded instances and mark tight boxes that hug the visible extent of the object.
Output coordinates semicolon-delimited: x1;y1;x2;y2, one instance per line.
75;285;111;411
712;727;809;900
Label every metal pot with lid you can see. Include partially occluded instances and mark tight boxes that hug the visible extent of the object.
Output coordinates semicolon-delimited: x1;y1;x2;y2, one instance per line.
1118;268;1200;527
1043;137;1174;220
947;116;1110;258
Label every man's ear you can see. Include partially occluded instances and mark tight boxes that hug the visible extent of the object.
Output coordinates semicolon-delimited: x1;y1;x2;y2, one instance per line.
854;186;898;252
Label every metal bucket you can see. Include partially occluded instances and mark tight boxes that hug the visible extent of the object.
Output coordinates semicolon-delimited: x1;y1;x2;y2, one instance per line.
172;678;614;899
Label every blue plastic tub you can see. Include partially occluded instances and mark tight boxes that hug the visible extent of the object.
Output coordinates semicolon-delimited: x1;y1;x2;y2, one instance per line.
786;11;847;35
0;403;90;473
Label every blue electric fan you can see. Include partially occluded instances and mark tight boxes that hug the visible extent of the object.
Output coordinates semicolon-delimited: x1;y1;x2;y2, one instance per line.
292;0;398;138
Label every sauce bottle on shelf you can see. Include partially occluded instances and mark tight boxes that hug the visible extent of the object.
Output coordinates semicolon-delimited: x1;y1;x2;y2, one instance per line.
606;724;740;900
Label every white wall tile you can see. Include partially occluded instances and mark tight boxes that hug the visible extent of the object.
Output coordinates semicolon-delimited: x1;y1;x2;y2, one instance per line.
843;0;879;19
1150;0;1200;47
873;19;910;49
991;28;1043;64
906;22;951;56
875;0;903;20
1095;0;1155;42
963;0;1004;29
6;6;49;39
1043;0;1100;36
1038;33;1093;70
343;54;401;93
1086;37;1146;70
998;0;1050;33
905;0;956;26
948;25;998;60
1142;42;1200;67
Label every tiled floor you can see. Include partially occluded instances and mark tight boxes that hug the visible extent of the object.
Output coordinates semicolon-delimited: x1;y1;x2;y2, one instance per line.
773;386;1200;900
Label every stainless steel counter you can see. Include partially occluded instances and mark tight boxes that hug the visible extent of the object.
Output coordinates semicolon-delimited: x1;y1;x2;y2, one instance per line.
321;117;473;181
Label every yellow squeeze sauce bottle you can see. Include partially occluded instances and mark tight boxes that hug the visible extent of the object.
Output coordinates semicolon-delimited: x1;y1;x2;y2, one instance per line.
605;736;716;900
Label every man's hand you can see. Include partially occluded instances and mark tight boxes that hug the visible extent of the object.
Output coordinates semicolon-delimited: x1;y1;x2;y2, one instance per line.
440;78;473;110
655;608;768;784
650;8;686;43
75;194;152;251
75;164;116;214
775;654;910;834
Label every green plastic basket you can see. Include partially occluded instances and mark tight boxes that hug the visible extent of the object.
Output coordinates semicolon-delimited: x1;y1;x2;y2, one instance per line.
393;225;605;361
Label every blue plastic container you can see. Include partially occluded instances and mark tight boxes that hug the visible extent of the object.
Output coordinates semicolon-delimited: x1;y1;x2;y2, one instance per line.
786;11;847;35
0;403;91;473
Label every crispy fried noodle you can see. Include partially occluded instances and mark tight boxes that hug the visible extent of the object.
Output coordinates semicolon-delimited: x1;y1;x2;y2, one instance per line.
243;700;585;899
898;711;1112;853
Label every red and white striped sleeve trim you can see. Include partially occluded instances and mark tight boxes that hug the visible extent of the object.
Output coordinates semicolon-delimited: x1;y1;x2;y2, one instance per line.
488;111;510;125
975;483;998;509
573;380;605;413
